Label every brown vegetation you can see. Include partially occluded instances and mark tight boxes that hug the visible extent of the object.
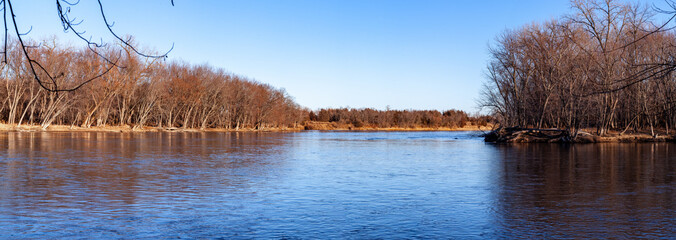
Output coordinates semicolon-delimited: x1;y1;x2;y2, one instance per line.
0;39;491;133
481;0;676;141
0;40;305;131
306;108;492;131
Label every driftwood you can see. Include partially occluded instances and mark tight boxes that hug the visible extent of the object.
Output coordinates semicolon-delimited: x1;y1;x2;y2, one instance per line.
483;127;676;143
483;127;576;143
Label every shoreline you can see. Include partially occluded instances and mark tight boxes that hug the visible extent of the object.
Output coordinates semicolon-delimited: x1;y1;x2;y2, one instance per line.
483;127;676;143
3;124;676;143
0;123;303;133
302;121;491;132
0;123;490;133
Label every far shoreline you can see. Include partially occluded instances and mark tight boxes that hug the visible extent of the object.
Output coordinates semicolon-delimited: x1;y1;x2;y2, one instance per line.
0;123;491;133
3;123;675;144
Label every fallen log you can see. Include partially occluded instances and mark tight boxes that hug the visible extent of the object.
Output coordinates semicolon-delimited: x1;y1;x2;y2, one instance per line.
483;127;576;143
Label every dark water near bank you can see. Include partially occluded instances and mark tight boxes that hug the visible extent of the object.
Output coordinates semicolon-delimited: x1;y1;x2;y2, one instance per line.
0;131;674;239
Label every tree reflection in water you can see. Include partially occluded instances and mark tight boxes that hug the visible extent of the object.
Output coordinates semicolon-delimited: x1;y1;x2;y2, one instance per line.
490;143;675;239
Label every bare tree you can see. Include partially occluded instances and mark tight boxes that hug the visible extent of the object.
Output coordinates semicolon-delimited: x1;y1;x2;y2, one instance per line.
480;0;676;137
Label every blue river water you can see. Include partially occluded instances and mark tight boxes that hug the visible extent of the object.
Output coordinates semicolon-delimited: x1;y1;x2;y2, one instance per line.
0;131;674;239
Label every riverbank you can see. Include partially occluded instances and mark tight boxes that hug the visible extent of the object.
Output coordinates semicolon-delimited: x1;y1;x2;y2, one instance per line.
0;123;305;133
0;122;489;133
302;121;491;131
483;127;676;143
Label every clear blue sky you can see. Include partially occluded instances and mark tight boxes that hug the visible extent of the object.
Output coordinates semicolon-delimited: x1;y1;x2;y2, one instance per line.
10;0;665;112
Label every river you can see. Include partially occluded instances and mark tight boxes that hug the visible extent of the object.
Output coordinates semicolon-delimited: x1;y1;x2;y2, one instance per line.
0;131;673;238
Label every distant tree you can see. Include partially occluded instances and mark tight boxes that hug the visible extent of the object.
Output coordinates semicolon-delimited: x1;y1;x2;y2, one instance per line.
309;108;487;129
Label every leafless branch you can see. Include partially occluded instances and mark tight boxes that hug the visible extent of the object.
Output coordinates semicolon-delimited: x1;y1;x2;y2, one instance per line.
96;0;173;59
0;0;175;92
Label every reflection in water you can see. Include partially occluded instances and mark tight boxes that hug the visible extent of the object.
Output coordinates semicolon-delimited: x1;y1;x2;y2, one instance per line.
491;144;675;239
0;131;674;238
0;132;292;238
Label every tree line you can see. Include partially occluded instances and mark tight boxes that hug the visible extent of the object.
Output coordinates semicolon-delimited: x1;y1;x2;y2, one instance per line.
481;0;676;136
308;108;490;129
0;39;305;130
